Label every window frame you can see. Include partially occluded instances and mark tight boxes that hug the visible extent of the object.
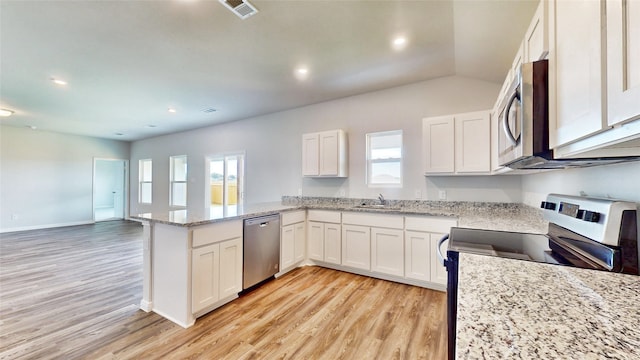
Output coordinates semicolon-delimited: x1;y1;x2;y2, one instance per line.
169;155;188;208
138;159;153;204
366;130;403;188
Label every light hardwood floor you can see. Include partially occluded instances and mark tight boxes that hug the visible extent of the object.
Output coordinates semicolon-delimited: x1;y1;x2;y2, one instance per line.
0;221;446;359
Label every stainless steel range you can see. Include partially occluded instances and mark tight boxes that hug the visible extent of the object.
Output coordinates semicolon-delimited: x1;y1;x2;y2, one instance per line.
439;193;639;360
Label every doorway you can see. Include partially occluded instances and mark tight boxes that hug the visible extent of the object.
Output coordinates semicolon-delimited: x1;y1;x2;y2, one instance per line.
207;153;245;217
93;158;127;222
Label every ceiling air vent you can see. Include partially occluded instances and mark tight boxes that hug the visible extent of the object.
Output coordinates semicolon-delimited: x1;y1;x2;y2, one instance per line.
219;0;258;20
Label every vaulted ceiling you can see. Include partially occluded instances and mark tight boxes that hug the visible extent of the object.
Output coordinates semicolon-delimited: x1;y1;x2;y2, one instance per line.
0;0;538;141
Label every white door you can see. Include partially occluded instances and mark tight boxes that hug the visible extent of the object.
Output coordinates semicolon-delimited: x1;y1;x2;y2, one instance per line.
93;158;127;222
324;223;342;264
405;231;430;282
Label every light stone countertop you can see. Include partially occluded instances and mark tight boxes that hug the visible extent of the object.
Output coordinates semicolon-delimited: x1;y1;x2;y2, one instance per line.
131;196;548;234
456;253;640;359
131;202;299;227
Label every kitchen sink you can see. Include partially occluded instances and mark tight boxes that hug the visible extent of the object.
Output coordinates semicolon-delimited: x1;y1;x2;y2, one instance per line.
352;204;402;211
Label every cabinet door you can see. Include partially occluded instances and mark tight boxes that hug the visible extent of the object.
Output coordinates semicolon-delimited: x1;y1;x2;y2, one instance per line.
324;223;342;265
404;231;430;282
192;243;220;313
308;221;324;261
455;111;491;173
549;0;606;147
371;227;403;277
294;222;306;263
430;234;448;286
606;0;640;126
219;237;242;299
423;116;455;173
319;130;339;176
342;225;371;270
302;133;319;176
524;0;548;62
281;224;295;270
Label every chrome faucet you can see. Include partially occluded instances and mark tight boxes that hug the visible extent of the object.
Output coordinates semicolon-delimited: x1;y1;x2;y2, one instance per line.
378;193;386;205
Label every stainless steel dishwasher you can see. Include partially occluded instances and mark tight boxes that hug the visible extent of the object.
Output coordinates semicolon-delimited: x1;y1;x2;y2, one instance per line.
243;214;280;289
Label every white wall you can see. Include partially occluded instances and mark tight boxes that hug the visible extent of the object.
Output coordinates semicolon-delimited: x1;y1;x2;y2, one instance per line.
130;75;523;215
521;162;640;206
0;126;130;232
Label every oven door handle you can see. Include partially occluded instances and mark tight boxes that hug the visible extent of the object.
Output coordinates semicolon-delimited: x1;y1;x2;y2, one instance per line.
502;88;521;146
436;234;449;267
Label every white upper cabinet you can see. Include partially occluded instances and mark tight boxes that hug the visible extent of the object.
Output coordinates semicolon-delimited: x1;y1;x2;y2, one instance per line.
423;115;455;173
455;111;491;173
523;0;548;62
606;0;640;126
302;129;348;177
548;0;607;148
423;110;491;175
302;133;319;176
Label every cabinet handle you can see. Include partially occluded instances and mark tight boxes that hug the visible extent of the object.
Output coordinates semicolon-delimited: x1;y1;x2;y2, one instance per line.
502;88;521;146
436;234;449;267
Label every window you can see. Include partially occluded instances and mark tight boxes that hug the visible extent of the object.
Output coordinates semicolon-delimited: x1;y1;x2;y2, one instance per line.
366;130;402;186
209;153;245;216
138;159;152;204
170;155;187;208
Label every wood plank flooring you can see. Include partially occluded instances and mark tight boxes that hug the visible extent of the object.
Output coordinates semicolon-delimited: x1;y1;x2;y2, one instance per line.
0;221;446;359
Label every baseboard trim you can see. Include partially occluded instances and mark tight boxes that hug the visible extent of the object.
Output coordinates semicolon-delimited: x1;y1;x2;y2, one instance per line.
0;220;96;234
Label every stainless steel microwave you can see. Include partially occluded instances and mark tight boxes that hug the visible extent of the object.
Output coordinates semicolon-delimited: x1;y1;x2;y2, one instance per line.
497;60;639;169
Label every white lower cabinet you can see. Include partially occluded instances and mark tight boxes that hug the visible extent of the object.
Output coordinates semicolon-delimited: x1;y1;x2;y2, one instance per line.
342;225;371;270
324;223;342;265
308;221;325;261
404;216;457;289
281;211;306;271
219;238;243;299
429;233;448;286
192;243;220;313
190;220;243;317
404;231;431;282
192;236;242;314
371;227;404;277
307;210;342;264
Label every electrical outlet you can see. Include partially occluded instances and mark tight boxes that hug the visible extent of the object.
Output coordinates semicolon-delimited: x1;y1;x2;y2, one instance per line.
414;190;422;199
297;188;302;196
338;189;346;197
11;214;19;220
438;190;447;200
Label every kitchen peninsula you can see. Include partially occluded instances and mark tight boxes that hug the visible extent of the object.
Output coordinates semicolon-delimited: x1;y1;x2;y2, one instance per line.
132;197;546;328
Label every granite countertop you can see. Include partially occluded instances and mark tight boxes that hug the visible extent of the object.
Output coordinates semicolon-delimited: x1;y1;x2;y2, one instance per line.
456;253;640;359
130;202;300;227
131;196;548;234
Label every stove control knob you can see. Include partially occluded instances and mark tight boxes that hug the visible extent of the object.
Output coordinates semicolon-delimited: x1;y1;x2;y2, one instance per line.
582;211;600;222
540;201;556;210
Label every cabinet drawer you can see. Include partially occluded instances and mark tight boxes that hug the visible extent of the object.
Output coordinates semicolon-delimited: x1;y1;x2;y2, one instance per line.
342;212;403;229
404;216;457;233
281;210;306;226
307;210;341;223
192;220;243;248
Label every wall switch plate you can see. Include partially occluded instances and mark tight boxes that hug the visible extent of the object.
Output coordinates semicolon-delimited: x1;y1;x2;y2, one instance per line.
438;190;447;200
11;214;18;220
414;190;422;199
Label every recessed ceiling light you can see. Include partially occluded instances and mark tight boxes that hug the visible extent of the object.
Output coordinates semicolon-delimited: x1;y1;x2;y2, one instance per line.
146;124;157;128
0;108;14;117
392;36;408;50
114;132;124;136
168;108;177;113
202;108;217;113
295;67;309;80
51;77;67;86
